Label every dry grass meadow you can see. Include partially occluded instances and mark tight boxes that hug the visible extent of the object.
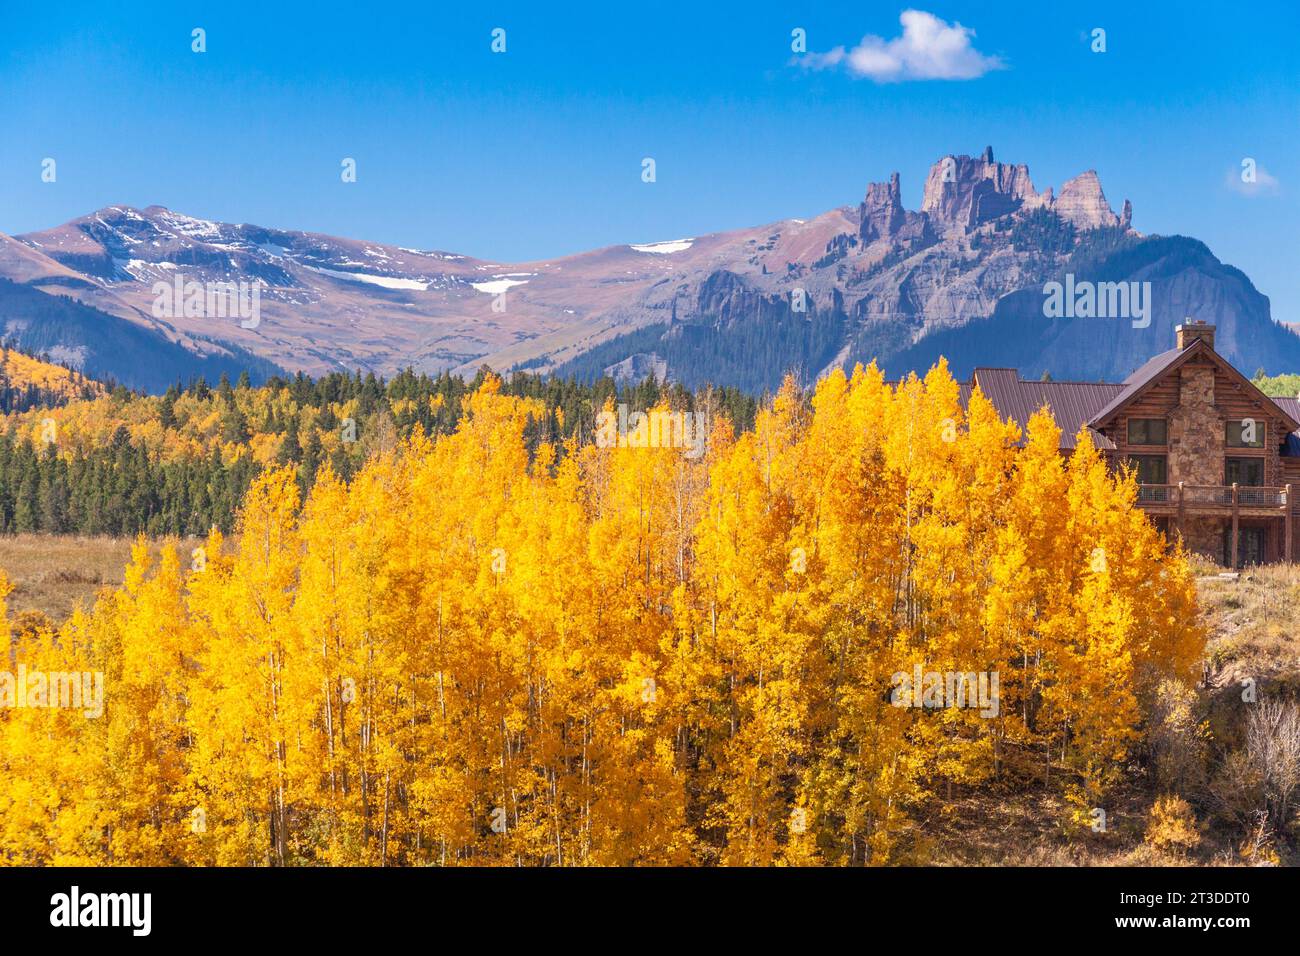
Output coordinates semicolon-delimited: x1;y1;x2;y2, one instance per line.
0;534;203;624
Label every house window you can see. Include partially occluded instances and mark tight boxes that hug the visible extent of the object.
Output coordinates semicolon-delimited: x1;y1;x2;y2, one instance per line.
1226;419;1265;448
1224;526;1265;566
1225;457;1264;487
1130;454;1167;485
1127;418;1168;446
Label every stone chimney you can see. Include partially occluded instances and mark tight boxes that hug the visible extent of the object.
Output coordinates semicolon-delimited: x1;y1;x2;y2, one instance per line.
1176;320;1216;350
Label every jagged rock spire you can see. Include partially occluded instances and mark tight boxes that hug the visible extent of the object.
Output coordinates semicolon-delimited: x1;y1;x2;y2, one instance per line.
857;148;1133;239
859;171;931;244
1054;171;1120;230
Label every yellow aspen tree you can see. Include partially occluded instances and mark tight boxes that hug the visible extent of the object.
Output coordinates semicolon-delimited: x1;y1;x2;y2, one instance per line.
97;539;196;864
185;469;302;865
0;578;107;865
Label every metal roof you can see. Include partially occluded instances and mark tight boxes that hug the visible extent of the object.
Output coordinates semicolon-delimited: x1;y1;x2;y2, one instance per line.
963;369;1123;449
1272;397;1300;456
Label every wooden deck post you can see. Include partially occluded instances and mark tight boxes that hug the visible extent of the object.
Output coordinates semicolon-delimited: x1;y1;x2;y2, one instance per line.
1177;481;1185;542
1288;484;1294;563
1231;482;1240;571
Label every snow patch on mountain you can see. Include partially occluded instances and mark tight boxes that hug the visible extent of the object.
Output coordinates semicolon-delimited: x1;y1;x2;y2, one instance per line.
470;277;530;294
402;249;466;261
155;210;223;240
304;265;430;290
629;239;694;254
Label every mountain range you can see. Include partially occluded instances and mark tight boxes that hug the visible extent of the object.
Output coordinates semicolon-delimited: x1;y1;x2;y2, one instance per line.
3;146;1298;393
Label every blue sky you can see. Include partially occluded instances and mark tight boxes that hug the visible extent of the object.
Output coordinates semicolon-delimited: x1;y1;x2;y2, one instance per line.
3;1;1299;319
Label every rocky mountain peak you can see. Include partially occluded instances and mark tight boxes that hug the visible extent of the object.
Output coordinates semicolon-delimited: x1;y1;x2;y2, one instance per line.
1053;171;1121;230
855;149;1134;238
920;147;1042;235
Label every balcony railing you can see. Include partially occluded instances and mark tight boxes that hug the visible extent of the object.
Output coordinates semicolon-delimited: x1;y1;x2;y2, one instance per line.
1138;482;1297;566
1137;483;1292;511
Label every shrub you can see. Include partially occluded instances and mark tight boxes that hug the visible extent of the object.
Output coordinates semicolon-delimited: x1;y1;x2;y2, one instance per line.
1238;810;1280;866
1246;700;1300;835
1148;679;1209;793
1209;749;1265;824
1144;795;1201;854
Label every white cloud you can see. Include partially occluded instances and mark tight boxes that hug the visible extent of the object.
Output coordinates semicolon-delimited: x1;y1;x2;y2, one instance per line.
800;10;1003;82
1226;164;1280;197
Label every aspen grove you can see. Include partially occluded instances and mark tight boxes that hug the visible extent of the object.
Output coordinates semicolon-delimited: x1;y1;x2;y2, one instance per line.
0;361;1204;866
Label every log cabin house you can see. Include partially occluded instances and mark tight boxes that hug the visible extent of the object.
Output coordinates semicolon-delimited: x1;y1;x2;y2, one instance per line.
960;321;1300;568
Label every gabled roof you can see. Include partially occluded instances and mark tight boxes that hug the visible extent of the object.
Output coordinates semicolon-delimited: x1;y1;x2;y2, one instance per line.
1086;338;1300;436
954;339;1300;454
1085;347;1183;426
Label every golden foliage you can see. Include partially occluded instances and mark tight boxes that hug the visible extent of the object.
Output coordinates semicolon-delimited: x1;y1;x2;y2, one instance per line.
1;349;105;403
0;365;1206;865
1144;795;1201;854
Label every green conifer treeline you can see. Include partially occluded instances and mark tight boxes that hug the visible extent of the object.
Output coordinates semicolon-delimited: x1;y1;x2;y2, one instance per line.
0;365;757;536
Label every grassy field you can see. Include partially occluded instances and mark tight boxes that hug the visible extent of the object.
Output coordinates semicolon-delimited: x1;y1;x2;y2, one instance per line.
0;534;203;623
1196;560;1300;692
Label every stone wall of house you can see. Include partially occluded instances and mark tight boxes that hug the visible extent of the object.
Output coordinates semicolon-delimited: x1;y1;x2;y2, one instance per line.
1167;365;1223;486
1181;515;1224;562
